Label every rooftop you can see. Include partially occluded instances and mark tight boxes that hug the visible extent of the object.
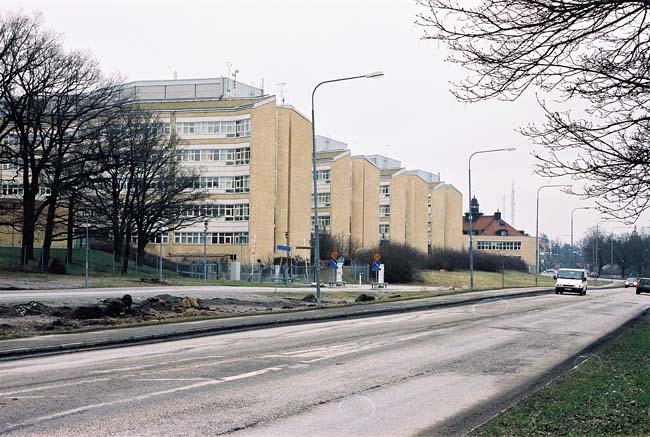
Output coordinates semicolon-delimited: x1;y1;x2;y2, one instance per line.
121;77;265;102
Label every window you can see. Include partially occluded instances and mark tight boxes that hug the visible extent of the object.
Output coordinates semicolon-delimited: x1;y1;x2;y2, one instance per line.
380;184;390;196
176;119;251;138
379;205;390;217
177;149;201;161
476;241;522;251
312;215;331;233
2;163;18;171
379;224;390;241
190;176;249;193
154;232;169;244
2;183;23;196
174;232;204;245
317;192;331;207
497;230;508;236
315;169;331;183
210;232;249;245
181;203;249;221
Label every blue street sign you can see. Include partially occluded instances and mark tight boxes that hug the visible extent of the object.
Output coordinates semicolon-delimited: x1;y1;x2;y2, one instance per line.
329;259;338;269
372;260;381;271
276;245;292;252
292;257;300;266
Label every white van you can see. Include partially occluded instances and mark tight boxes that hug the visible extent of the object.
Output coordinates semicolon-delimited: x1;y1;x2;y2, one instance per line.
554;268;588;295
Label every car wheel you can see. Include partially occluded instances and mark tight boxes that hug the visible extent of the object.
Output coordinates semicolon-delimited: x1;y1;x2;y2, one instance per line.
637;289;641;295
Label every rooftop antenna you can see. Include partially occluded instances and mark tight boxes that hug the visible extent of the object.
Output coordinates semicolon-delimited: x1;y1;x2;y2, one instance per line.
510;181;516;226
276;82;286;104
232;68;239;97
226;61;232;92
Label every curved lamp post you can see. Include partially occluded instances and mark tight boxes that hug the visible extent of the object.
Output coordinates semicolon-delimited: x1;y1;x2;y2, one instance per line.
535;184;571;286
312;71;384;305
468;147;516;290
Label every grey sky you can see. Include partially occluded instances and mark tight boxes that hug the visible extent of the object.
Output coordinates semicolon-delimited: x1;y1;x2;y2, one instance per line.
5;0;638;242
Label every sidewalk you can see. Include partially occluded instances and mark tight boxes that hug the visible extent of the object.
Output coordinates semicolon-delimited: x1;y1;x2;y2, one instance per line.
0;285;617;360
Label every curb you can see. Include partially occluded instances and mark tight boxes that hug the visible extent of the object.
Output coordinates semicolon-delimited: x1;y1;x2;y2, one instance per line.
0;283;621;361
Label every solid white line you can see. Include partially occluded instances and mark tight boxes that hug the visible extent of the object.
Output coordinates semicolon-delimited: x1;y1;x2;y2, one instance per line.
0;365;287;433
0;378;111;397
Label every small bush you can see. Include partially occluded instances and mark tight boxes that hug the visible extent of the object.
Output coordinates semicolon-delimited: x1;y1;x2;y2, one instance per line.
49;257;67;275
357;243;529;283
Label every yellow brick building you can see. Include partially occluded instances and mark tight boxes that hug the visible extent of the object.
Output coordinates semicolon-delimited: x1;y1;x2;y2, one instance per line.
125;78;312;264
312;136;380;250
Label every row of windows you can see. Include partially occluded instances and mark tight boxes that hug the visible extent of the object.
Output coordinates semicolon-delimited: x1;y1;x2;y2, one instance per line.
2;183;50;196
177;147;250;165
476;241;522;251
181;203;249;221
380;185;390;196
176;120;251;137
174;232;249;245
191;175;250;193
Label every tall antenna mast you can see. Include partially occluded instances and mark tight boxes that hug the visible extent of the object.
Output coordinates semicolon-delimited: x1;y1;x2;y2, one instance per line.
502;195;506;218
276;82;286;104
510;181;516;226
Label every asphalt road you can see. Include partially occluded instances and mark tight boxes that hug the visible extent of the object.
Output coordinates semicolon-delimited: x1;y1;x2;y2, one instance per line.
0;286;647;436
0;284;441;305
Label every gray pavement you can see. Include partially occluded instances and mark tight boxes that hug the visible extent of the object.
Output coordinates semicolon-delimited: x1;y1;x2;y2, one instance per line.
0;283;444;305
0;286;558;359
0;286;647;436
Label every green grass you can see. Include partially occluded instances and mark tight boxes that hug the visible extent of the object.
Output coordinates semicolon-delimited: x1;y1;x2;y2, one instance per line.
419;270;608;290
0;246;303;288
472;313;650;436
420;270;556;290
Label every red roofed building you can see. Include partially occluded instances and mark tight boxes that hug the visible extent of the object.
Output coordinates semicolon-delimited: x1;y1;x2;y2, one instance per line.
462;197;537;269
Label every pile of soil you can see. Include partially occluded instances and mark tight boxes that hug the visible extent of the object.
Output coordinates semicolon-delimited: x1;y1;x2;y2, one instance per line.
0;293;311;338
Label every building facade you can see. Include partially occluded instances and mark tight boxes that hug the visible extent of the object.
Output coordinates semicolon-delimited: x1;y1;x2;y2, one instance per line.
129;78;312;264
462;197;536;268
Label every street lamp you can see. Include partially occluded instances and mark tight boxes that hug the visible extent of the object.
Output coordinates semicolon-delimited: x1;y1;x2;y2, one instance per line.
609;226;630;278
535;184;571;286
83;212;90;288
595;219;623;283
571;207;595;268
468;147;516;290
158;228;164;281
311;71;384;305
203;219;209;283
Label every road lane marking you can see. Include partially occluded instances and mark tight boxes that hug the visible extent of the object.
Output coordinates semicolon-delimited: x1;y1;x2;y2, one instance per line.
0;378;111;397
89;355;225;374
132;378;216;382
0;365;287;434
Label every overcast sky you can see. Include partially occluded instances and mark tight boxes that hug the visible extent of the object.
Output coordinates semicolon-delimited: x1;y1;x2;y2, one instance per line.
5;0;643;242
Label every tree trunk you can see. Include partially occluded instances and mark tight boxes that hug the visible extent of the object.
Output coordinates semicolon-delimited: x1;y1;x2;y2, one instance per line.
137;236;147;267
41;190;59;272
66;195;76;264
20;193;37;265
121;230;132;275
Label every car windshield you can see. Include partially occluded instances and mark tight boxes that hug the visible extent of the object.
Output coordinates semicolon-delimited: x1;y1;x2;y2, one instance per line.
627;278;637;282
557;270;583;279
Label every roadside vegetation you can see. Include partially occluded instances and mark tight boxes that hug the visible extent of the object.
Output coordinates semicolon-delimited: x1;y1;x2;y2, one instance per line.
472;313;650;436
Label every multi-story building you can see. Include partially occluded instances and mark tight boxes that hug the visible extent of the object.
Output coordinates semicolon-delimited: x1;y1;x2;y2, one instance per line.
366;155;463;254
462;196;536;268
125;77;312;264
312;136;380;249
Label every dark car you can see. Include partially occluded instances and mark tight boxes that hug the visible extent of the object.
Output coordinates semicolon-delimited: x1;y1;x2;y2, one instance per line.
624;278;639;288
636;278;650;295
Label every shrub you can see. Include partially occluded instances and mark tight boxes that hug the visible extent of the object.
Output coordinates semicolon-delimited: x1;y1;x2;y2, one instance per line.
358;243;529;283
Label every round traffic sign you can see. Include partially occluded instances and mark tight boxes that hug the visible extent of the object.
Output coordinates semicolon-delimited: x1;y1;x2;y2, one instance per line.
373;252;381;261
331;251;338;260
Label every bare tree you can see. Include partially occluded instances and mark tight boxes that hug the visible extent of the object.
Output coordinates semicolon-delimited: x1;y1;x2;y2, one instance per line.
416;0;650;219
